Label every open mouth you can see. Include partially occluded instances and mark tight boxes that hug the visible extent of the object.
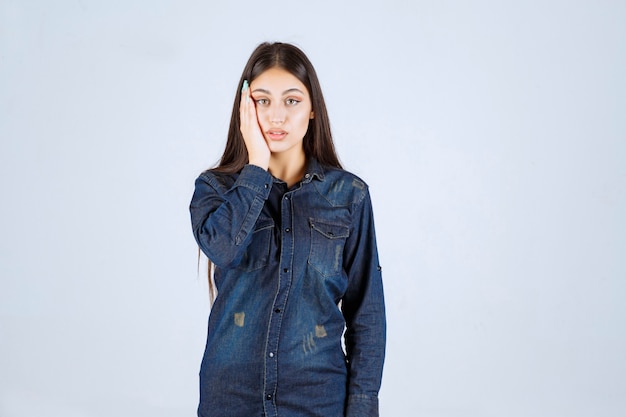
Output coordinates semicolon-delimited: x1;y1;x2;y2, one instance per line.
267;129;287;140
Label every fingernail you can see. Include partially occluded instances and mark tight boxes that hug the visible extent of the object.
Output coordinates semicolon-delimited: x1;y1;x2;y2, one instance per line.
241;79;249;93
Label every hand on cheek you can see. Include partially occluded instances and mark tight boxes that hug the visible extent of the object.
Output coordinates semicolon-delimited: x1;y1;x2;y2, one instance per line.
239;80;270;170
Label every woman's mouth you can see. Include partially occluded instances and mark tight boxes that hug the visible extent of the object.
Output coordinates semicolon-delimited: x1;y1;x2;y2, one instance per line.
267;129;287;141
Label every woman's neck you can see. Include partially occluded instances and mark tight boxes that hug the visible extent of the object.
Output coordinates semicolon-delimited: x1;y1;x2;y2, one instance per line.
268;151;306;188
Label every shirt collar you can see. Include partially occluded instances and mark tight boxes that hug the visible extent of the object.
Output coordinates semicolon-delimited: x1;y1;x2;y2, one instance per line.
302;158;325;183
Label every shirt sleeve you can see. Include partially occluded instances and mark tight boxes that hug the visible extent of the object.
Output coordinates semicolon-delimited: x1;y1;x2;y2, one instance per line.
341;188;386;417
189;164;273;267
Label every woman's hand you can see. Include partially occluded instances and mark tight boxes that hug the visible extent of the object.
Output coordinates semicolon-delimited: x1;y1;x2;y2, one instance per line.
240;80;270;170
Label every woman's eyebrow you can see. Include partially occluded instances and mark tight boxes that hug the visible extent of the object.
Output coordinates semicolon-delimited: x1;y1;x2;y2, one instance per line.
251;88;304;95
282;88;304;95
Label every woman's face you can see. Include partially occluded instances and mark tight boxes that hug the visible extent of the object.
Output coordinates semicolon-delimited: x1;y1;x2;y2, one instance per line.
250;67;313;158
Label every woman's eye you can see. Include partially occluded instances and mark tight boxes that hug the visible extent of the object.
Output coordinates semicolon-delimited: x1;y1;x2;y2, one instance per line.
255;98;269;105
285;98;300;106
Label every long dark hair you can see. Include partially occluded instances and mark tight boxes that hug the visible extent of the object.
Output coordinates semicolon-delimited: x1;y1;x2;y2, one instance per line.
213;42;342;172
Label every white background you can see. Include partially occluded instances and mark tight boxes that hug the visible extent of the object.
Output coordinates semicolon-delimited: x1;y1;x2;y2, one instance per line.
1;1;625;416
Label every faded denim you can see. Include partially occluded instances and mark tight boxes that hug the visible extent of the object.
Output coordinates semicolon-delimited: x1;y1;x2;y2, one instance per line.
190;159;386;417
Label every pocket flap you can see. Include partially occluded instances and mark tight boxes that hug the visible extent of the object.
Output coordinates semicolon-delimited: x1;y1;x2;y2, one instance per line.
309;218;349;239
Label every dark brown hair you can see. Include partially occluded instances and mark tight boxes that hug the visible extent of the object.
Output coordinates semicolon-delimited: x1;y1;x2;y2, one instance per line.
213;42;342;172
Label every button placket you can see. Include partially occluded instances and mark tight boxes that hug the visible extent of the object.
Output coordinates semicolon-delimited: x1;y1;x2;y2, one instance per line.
263;189;295;416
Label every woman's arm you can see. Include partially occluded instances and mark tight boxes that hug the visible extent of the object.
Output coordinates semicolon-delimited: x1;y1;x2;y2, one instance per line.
342;188;386;417
190;79;272;267
190;165;273;268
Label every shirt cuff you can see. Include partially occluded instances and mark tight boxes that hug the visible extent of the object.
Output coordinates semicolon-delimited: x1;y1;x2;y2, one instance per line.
345;394;379;417
233;164;273;198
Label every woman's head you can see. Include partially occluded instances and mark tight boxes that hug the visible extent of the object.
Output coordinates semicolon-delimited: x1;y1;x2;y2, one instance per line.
215;42;341;172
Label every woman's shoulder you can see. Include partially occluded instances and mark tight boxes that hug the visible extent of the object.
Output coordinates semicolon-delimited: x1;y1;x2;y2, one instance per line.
322;165;369;186
315;165;371;207
195;167;240;190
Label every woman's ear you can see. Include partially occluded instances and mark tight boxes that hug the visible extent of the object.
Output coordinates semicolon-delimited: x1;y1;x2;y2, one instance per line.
310;111;315;119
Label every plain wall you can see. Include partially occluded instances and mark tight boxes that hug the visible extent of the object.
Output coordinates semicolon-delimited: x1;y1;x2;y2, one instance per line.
1;0;625;416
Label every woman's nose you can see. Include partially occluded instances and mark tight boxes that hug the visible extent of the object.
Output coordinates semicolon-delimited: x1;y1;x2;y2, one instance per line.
268;104;286;125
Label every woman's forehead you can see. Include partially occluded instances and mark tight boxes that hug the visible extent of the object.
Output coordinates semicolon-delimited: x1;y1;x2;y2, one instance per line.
251;68;308;94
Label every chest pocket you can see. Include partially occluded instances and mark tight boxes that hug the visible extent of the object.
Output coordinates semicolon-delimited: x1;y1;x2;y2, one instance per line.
308;218;350;277
235;217;274;272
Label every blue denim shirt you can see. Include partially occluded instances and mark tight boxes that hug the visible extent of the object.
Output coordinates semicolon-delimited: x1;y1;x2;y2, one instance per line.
190;159;386;417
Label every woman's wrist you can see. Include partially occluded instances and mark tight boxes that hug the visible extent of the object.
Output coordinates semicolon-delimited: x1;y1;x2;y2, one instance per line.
247;156;269;170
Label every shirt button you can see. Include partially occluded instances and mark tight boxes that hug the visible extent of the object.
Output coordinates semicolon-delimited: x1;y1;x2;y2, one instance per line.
283;268;289;273
304;173;310;179
274;308;281;313
285;228;290;233
264;183;268;189
269;352;274;358
266;394;273;400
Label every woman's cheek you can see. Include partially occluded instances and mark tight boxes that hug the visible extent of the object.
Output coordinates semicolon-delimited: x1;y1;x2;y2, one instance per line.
293;108;310;124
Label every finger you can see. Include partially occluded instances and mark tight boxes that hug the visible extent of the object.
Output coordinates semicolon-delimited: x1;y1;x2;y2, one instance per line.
239;83;246;114
242;89;259;130
239;80;250;120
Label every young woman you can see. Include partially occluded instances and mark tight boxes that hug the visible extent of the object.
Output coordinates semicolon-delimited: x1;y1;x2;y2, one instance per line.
190;42;385;417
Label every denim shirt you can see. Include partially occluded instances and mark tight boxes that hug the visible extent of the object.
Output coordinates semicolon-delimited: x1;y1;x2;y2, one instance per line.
190;159;386;417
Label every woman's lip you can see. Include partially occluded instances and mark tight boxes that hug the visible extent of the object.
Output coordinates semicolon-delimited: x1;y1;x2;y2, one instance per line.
267;130;287;140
